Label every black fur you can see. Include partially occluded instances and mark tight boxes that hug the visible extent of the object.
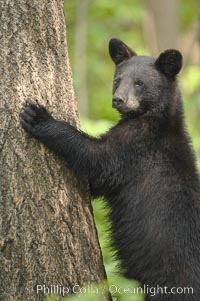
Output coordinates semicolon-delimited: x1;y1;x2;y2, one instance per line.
20;39;200;300
155;49;183;80
109;38;137;65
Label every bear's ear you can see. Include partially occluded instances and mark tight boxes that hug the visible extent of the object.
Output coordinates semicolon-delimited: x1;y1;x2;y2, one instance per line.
155;49;183;80
109;38;137;65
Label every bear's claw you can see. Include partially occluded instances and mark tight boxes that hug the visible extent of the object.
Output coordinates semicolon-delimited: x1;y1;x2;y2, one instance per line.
20;100;53;136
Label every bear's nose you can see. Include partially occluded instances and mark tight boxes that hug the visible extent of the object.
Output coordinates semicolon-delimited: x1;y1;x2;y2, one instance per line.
112;97;124;108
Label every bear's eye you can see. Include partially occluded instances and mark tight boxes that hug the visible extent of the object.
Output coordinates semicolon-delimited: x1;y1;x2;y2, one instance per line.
135;80;144;87
114;77;121;88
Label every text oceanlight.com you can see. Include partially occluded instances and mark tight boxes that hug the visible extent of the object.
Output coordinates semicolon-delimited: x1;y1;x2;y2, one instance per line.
36;284;194;297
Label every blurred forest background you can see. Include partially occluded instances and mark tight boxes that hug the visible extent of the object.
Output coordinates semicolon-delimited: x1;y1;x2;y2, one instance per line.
62;1;200;300
64;0;200;155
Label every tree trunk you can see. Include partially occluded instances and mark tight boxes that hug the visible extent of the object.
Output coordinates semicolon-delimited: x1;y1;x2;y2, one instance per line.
0;1;108;301
74;0;89;117
144;0;180;54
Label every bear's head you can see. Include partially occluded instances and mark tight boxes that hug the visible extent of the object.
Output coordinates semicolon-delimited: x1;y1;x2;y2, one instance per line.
109;38;183;118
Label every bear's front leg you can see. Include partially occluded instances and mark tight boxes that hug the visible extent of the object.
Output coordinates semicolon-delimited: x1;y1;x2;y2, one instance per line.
20;100;81;159
20;100;113;187
20;99;90;178
20;100;122;196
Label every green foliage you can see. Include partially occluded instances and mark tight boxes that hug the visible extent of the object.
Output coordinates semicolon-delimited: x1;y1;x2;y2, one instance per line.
181;66;200;157
80;118;114;136
181;0;200;30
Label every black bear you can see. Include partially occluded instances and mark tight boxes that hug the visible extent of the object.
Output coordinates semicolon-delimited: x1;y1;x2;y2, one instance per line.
20;39;200;300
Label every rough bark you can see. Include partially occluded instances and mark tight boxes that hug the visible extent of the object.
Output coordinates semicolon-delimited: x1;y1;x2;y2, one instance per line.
0;1;108;300
74;0;89;118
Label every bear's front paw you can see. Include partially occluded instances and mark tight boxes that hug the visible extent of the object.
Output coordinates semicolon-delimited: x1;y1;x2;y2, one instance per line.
20;100;54;137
